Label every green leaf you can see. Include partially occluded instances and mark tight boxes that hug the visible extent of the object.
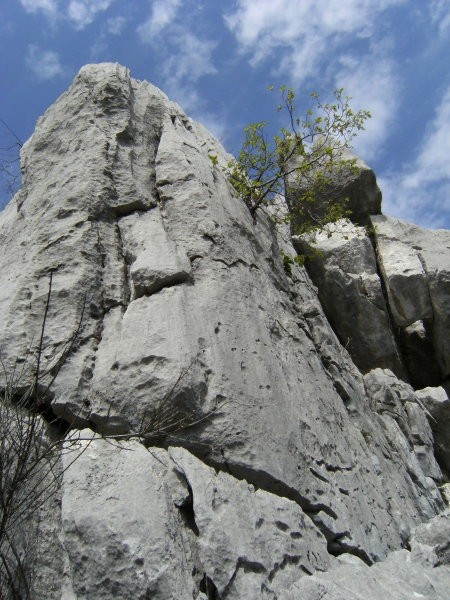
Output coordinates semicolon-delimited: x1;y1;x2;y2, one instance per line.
208;153;219;166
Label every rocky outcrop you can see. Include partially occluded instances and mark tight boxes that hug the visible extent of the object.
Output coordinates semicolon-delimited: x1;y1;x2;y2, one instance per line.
285;511;450;600
415;386;450;477
372;215;450;384
0;64;448;598
292;220;405;377
58;434;331;599
293;201;450;392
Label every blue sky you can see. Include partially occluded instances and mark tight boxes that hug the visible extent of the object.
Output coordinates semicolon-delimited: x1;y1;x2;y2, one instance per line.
1;0;449;228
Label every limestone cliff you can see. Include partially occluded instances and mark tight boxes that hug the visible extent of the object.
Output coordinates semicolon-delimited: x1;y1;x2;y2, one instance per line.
0;64;449;599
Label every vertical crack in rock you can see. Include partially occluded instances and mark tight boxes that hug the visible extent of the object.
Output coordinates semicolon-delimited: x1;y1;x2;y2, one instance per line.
114;222;131;307
368;230;411;381
173;471;200;537
370;216;450;386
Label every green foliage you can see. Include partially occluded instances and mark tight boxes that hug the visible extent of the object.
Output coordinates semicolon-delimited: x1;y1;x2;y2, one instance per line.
208;153;219;167
281;252;307;277
223;86;370;234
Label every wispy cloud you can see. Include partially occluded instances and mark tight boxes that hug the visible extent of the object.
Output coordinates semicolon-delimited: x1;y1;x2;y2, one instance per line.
106;15;126;35
137;2;222;135
19;0;58;17
67;0;115;29
225;0;405;83
89;15;127;59
162;30;217;86
20;0;115;29
137;0;182;41
429;0;450;35
334;53;401;162
379;86;450;227
159;30;217;114
25;45;65;81
138;1;216;115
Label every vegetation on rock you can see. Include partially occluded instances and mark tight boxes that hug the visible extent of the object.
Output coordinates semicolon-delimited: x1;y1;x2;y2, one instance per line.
213;86;370;234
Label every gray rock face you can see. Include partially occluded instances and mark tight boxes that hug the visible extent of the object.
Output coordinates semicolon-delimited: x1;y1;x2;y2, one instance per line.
285;510;450;600
416;386;450;477
372;215;450;381
363;368;442;482
293;220;405;377
293;214;450;391
0;64;448;598
285;545;450;599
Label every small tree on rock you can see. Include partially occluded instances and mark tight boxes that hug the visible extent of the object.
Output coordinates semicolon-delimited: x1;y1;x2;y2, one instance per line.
220;86;370;234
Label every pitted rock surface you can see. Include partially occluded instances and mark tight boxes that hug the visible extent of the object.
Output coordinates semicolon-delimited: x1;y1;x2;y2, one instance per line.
0;64;449;599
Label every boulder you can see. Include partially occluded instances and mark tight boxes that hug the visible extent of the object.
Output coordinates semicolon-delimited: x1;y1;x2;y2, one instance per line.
411;509;450;567
363;368;442;482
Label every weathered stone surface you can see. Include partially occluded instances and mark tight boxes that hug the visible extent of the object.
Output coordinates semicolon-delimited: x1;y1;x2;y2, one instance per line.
363;368;442;482
57;435;331;599
283;511;450;600
411;509;450;567
285;147;382;226
372;214;450;379
293;214;450;389
0;64;448;597
285;548;450;600
60;434;197;599
415;386;450;477
168;446;331;598
285;510;450;599
56;435;449;600
293;220;404;377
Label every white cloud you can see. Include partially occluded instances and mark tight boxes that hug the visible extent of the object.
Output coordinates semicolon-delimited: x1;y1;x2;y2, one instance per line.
67;0;114;29
137;0;182;41
379;87;450;227
106;15;126;35
160;31;217;113
225;0;405;83
429;0;450;35
19;0;115;29
333;53;401;162
138;3;217;114
163;31;216;85
137;2;219;130
26;45;65;81
19;0;58;16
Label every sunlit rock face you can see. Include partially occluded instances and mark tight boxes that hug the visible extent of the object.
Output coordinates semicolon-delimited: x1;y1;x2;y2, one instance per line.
0;64;449;599
371;215;450;386
292;220;405;378
293;215;450;389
